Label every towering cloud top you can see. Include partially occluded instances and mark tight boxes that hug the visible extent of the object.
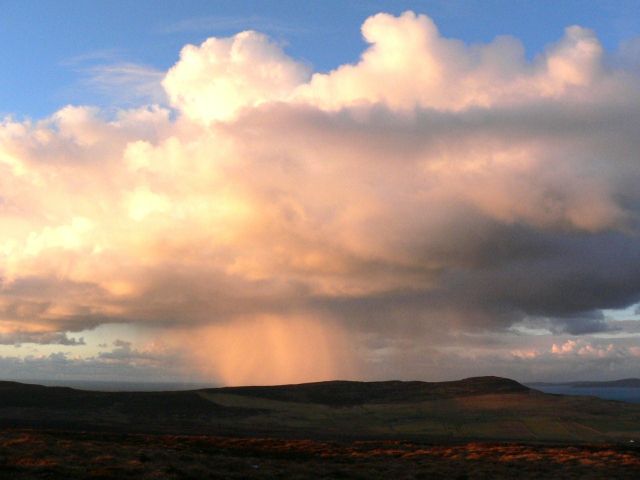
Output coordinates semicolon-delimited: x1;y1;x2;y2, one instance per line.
165;12;618;120
164;31;310;123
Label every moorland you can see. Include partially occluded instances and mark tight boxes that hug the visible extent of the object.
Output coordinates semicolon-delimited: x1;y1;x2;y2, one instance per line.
1;376;639;478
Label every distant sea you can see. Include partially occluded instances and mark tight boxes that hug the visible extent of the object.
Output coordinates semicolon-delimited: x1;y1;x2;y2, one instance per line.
527;385;640;403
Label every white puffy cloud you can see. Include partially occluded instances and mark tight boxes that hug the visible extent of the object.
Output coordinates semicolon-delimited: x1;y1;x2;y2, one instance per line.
163;31;310;123
293;12;619;112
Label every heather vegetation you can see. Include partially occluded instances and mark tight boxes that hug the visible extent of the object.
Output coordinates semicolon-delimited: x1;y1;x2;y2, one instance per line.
1;430;639;479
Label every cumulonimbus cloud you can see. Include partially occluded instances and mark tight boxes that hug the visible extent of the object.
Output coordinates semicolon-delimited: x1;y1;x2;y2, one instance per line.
1;11;640;382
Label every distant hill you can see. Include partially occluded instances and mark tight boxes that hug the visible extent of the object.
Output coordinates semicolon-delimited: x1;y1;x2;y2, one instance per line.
213;376;530;406
1;376;639;443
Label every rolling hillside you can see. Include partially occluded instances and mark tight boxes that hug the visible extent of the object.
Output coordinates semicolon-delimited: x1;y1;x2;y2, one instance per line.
1;376;639;443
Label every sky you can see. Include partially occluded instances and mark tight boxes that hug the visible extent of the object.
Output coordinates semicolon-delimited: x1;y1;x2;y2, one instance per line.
1;1;640;386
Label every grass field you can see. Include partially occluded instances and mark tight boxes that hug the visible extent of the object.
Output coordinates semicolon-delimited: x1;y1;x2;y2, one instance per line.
201;389;640;442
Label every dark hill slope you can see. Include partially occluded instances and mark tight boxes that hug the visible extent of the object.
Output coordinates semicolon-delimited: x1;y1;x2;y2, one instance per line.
1;377;639;443
0;380;230;413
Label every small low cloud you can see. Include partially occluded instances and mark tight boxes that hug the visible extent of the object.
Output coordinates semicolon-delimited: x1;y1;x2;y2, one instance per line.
0;331;85;346
0;351;187;383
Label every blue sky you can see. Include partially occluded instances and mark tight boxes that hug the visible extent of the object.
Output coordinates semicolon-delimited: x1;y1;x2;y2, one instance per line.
3;0;640;118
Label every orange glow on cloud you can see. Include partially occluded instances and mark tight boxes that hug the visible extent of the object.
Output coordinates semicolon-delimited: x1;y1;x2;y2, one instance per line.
1;11;640;382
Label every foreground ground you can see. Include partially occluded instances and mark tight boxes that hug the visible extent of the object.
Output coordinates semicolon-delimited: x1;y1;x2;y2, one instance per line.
2;378;640;477
1;429;639;479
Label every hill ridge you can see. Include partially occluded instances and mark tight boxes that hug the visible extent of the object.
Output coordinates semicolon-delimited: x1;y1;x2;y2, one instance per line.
209;375;530;406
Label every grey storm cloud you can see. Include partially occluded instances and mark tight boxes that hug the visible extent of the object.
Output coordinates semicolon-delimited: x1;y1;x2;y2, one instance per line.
1;11;640;383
